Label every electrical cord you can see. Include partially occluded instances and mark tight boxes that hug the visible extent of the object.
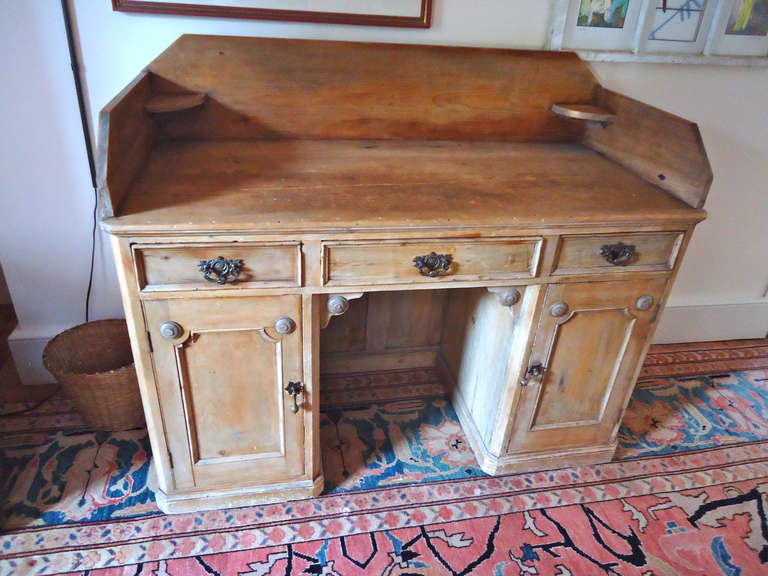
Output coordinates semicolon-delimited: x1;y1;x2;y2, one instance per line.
0;4;93;421
61;0;98;323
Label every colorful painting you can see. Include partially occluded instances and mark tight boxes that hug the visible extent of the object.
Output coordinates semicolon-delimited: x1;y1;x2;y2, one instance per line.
578;0;632;28
726;0;768;36
649;0;708;41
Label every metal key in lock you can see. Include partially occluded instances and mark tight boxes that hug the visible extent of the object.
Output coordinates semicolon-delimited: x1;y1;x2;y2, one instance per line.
284;381;304;414
520;363;546;387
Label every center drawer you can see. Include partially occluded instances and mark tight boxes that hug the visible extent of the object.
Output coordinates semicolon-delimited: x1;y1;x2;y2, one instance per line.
133;242;302;291
322;237;542;286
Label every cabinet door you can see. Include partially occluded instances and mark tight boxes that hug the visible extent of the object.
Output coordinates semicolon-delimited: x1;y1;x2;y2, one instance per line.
506;278;666;454
143;296;305;491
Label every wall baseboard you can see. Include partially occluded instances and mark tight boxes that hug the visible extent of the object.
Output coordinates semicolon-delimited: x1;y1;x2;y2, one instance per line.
654;301;768;344
8;336;52;385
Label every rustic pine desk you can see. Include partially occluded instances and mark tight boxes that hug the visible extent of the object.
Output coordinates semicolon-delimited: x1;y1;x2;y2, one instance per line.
99;35;711;513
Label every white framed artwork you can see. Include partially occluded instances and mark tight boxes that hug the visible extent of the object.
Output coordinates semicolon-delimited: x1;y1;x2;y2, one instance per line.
555;0;647;52
550;0;768;65
639;0;718;54
707;0;768;55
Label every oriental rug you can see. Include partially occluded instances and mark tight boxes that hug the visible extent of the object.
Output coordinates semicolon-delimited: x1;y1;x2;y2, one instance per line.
0;338;767;575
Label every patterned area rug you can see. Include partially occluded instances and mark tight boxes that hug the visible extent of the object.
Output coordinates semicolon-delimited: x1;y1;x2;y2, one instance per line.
1;339;767;575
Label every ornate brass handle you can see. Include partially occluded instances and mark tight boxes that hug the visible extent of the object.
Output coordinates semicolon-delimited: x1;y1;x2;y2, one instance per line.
599;242;636;267
520;362;546;387
413;252;453;277
199;256;243;284
284;381;304;414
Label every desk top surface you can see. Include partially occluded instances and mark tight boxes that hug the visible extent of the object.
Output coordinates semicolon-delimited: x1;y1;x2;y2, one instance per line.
104;139;705;235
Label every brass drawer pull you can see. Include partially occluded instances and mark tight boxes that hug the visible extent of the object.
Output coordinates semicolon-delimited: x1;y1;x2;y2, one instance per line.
599;242;636;266
413;252;453;277
284;381;304;414
198;256;243;284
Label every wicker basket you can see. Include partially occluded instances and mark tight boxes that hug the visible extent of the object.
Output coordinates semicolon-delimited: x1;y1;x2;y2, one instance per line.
43;319;145;431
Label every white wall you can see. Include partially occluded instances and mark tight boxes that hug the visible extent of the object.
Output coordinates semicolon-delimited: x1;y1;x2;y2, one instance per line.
0;1;97;382
1;0;766;383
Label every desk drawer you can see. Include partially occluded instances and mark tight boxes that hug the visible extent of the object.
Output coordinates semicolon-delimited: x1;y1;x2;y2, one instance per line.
134;242;301;291
553;232;683;276
322;237;541;286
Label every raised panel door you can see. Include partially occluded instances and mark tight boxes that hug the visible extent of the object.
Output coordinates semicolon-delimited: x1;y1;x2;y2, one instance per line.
506;278;667;454
143;295;305;491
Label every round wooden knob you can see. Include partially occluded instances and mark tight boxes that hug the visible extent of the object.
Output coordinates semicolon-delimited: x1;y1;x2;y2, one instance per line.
274;317;296;335
327;295;350;317
636;295;655;311
159;321;183;340
497;289;521;308
550;301;569;318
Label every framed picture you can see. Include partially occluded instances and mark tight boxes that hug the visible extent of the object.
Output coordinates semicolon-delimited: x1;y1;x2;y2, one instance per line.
551;0;647;52
112;0;433;28
638;0;719;54
707;0;768;55
550;0;768;64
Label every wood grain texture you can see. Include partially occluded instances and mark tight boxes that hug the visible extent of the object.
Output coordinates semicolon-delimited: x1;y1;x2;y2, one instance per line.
145;93;206;114
584;88;713;209
320;290;447;371
134;242;301;291
320;295;368;354
440;288;523;447
551;103;616;124
109;236;174;493
323;238;540;286
146;35;597;142
154;476;323;514
506;278;668;454
97;72;154;218
97;38;711;511
552;232;684;275
143;295;306;491
104;140;704;235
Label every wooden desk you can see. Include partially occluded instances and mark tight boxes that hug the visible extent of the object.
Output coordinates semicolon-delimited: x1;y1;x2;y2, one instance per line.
100;36;711;513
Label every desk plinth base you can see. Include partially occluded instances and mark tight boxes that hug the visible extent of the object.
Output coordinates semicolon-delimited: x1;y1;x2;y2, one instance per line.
478;444;618;476
154;475;325;514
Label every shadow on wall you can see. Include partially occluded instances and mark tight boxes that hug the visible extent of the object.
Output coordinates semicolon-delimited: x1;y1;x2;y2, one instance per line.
0;264;12;306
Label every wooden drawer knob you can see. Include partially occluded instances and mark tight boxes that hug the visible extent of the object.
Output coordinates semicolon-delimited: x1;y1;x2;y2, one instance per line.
327;295;350;316
550;301;569;317
274;317;296;335
492;288;521;308
159;321;183;340
636;295;655;311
